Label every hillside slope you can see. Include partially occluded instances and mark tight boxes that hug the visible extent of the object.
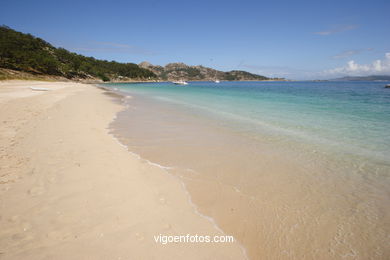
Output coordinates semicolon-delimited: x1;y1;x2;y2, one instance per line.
0;26;156;81
0;26;274;82
139;61;272;81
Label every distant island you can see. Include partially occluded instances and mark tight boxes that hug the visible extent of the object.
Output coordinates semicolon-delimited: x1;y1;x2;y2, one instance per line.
332;75;390;81
0;26;279;82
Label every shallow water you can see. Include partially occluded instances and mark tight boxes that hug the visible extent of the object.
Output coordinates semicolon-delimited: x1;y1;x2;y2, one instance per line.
107;81;390;259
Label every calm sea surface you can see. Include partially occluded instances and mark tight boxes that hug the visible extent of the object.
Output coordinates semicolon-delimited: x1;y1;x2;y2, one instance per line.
106;81;390;259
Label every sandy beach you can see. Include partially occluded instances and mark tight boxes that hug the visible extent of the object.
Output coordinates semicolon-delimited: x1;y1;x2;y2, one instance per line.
0;81;245;259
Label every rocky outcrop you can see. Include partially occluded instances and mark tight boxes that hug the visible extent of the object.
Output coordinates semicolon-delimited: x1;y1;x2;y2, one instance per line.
139;61;271;81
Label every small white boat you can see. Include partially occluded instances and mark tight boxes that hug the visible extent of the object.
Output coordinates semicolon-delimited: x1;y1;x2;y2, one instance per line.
30;87;49;91
214;79;220;83
385;84;390;88
172;80;188;85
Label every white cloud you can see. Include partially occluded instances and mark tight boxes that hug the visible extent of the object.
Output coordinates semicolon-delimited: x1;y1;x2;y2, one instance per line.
69;41;155;55
322;53;390;77
314;25;357;36
332;48;373;59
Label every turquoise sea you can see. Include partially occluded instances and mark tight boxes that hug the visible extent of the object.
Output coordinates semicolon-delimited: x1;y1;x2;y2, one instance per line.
108;81;390;165
106;81;390;259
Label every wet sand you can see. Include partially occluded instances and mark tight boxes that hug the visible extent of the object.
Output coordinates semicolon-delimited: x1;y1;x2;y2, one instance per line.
0;81;245;259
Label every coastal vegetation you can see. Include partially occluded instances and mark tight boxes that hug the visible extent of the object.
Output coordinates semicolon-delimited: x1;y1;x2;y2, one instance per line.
0;26;156;81
0;25;274;82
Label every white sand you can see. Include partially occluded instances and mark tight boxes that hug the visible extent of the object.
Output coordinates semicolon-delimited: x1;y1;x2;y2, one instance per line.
0;81;245;259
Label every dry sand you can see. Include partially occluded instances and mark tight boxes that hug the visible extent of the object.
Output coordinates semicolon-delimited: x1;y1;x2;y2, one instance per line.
0;81;245;259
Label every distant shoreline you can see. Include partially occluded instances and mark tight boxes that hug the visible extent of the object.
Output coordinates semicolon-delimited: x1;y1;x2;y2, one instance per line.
0;68;288;83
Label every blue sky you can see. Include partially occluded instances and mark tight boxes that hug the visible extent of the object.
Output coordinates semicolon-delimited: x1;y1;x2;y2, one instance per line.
1;0;389;79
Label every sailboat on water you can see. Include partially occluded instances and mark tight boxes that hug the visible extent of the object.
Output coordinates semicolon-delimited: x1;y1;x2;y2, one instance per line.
213;70;220;83
172;80;188;85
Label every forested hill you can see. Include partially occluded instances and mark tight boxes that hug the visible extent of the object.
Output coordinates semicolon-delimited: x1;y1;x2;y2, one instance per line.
0;26;156;81
0;26;274;82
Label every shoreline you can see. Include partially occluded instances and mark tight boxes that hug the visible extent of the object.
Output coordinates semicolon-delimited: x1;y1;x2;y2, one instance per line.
0;80;246;259
102;84;249;257
107;115;249;258
106;81;390;259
